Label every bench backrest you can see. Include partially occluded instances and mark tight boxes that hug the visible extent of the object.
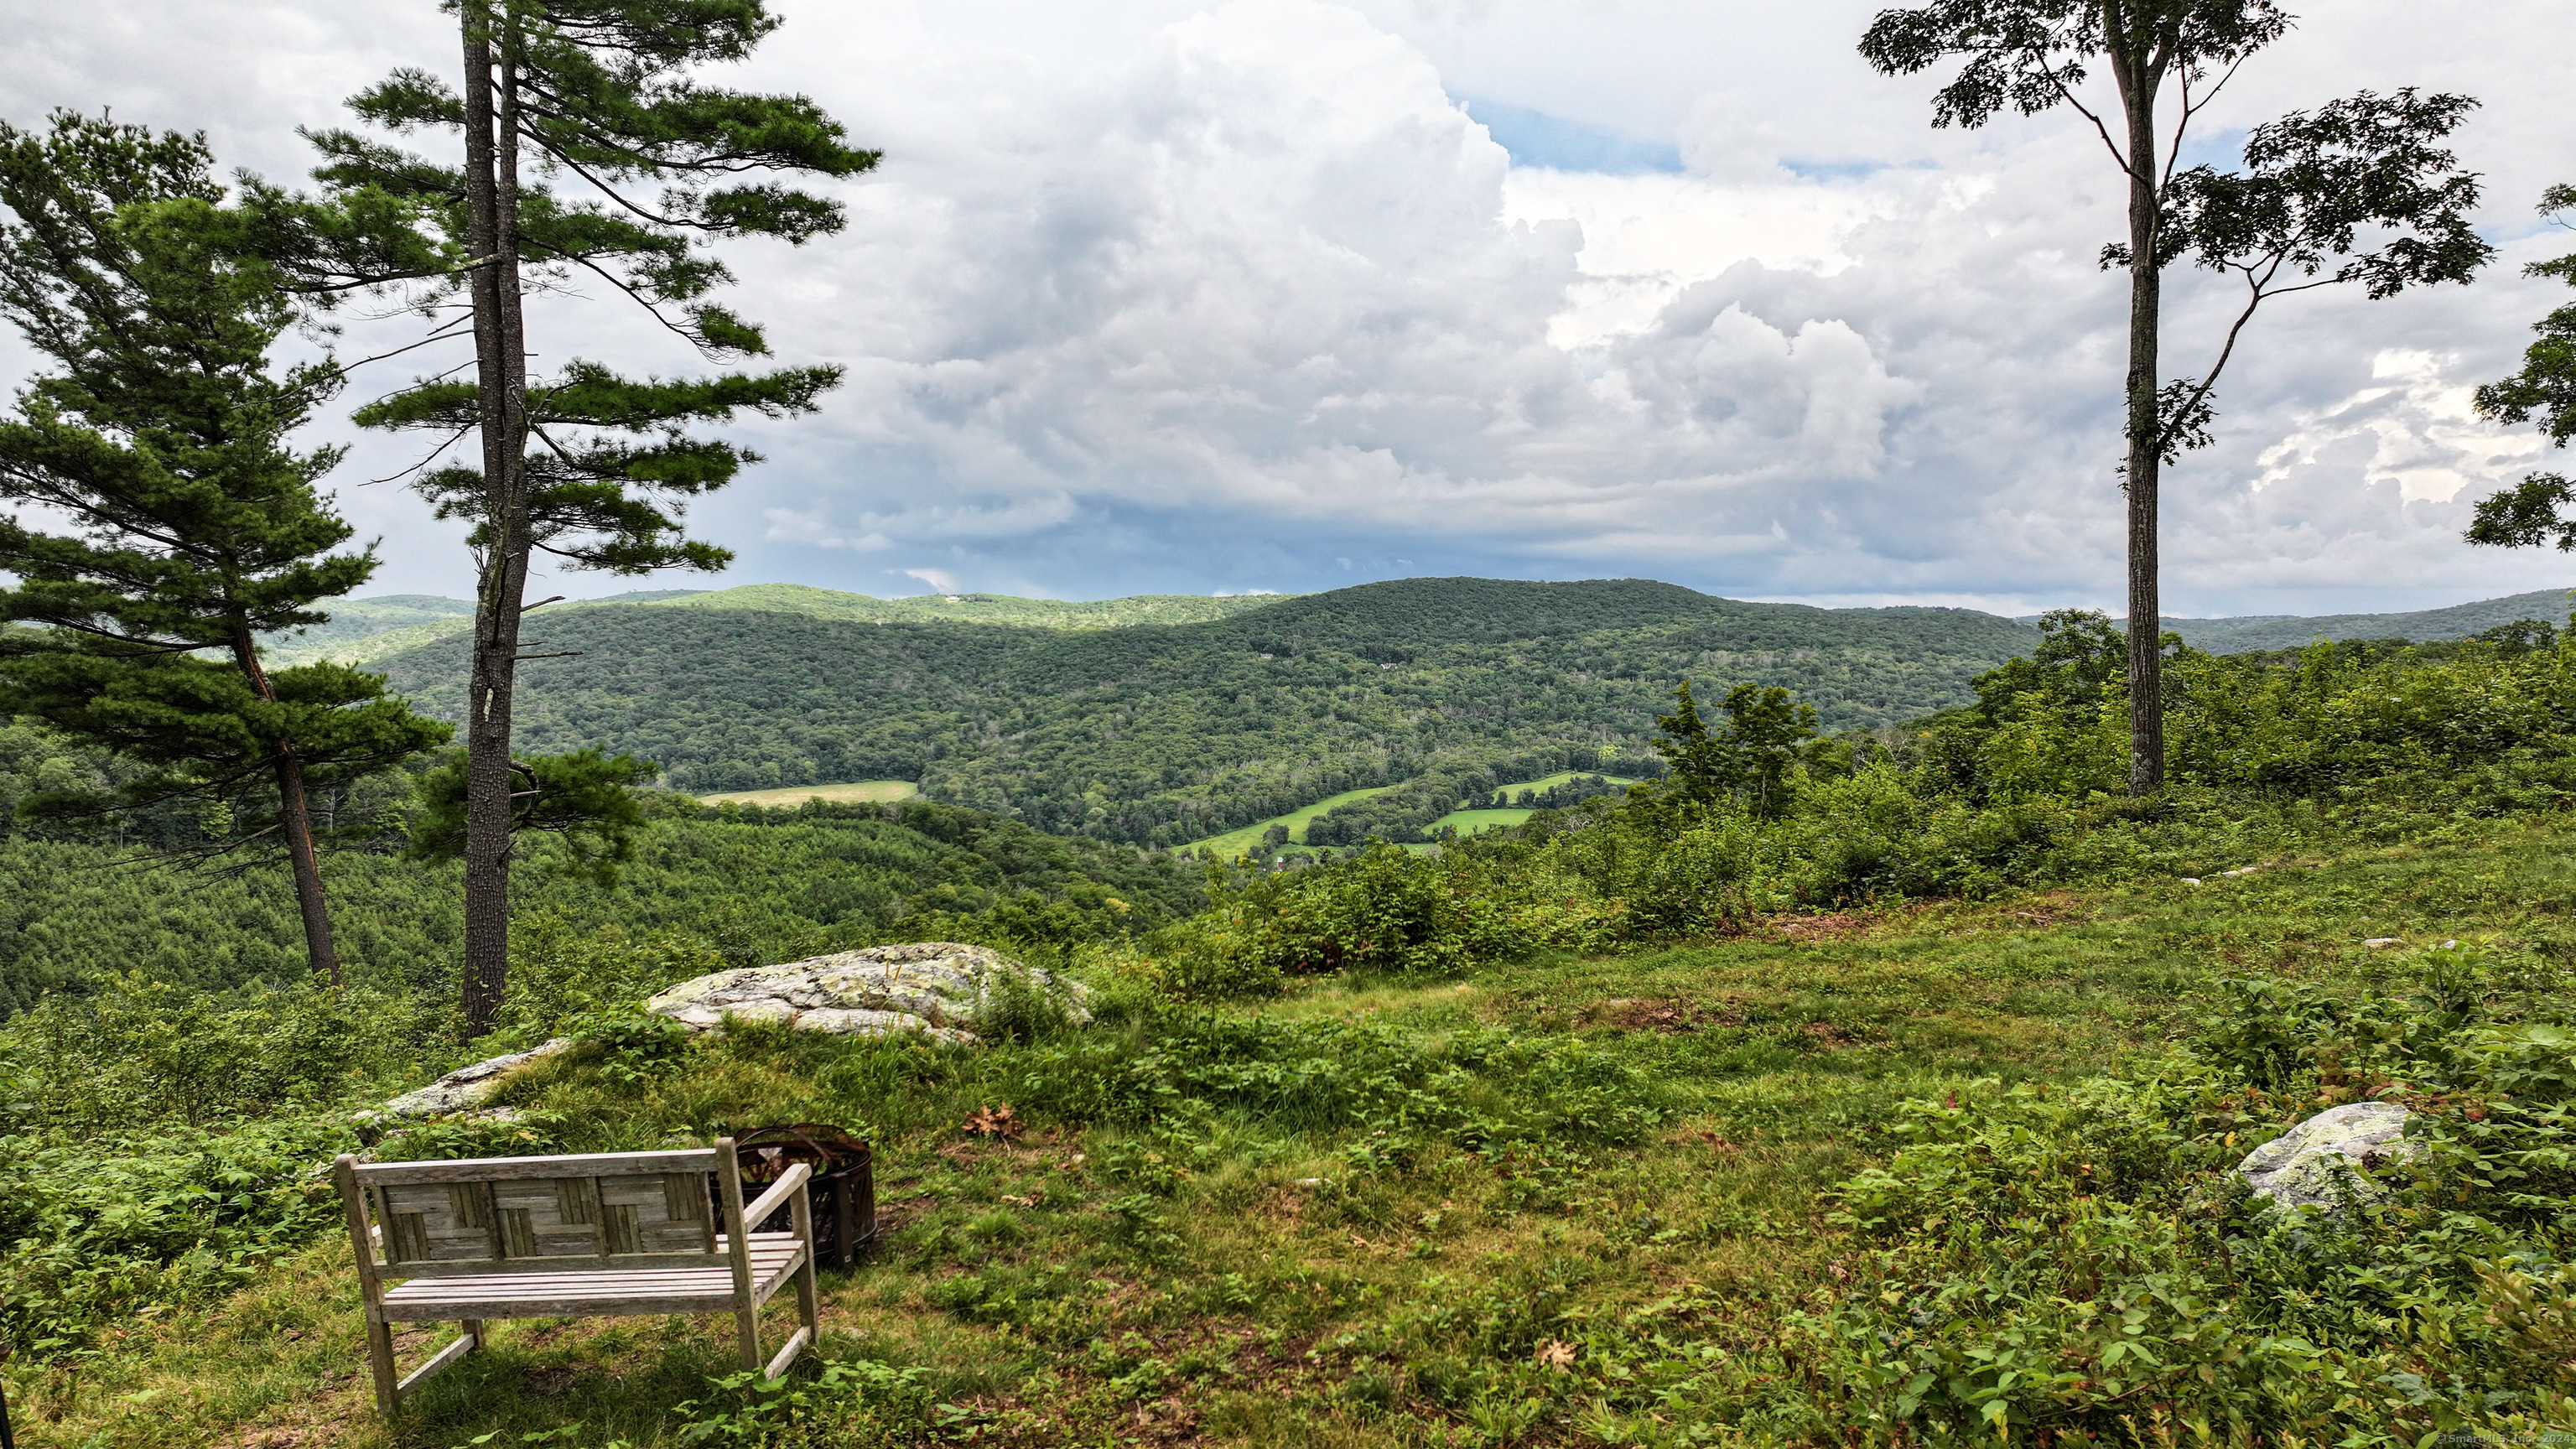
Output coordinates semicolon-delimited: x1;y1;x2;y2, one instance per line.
347;1148;739;1279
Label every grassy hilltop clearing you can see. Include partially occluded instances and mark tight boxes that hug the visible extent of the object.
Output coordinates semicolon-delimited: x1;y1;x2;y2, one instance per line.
8;812;2576;1445
8;610;2576;1442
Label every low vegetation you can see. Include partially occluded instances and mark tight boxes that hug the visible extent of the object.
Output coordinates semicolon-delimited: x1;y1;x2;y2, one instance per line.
6;615;2576;1443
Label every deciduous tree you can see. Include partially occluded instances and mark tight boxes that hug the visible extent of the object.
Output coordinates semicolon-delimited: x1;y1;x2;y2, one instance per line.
1861;1;2489;793
1654;679;1818;820
2464;185;2576;552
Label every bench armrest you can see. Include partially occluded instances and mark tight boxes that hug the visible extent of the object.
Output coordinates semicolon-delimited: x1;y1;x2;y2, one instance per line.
741;1161;813;1230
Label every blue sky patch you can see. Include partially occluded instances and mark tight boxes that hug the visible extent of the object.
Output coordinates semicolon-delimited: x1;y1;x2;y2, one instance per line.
1458;96;1684;174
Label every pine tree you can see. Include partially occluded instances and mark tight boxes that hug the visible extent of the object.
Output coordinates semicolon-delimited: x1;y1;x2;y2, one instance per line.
309;0;877;1033
0;113;451;984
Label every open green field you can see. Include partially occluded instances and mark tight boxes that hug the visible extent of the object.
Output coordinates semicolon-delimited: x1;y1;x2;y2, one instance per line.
1182;783;1402;857
1423;772;1639;839
29;815;2567;1446
691;780;920;808
1421;806;1532;837
1189;772;1640;857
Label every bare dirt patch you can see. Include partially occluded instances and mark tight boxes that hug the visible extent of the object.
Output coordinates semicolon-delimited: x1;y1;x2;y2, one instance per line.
1796;1021;1876;1050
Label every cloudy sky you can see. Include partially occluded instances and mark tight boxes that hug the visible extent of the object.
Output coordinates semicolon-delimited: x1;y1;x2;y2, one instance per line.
5;0;2573;616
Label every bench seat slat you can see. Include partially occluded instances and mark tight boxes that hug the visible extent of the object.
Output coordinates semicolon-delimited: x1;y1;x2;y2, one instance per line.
354;1149;720;1186
376;1239;806;1322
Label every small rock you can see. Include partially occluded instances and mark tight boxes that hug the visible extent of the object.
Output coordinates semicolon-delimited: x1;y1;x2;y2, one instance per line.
2237;1102;2420;1212
2179;877;2202;886
367;1038;574;1122
2219;866;2258;877
646;942;1088;1045
2362;937;2402;949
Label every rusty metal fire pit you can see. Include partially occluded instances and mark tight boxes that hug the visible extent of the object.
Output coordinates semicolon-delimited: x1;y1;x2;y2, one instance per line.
733;1123;875;1269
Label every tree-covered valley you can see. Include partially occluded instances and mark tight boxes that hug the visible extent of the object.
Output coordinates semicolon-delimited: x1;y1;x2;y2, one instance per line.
369;578;2041;844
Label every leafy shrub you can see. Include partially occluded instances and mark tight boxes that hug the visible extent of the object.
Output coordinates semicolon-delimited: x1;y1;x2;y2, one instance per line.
0;1115;354;1360
673;1357;947;1446
0;973;445;1133
1779;948;2576;1442
1004;1008;1665;1155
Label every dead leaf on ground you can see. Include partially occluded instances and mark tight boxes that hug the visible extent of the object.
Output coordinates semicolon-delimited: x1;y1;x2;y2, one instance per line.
963;1102;1022;1140
1536;1339;1578;1371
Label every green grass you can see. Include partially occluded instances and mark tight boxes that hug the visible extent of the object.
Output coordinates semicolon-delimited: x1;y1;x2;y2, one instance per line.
1191;773;1639;856
29;814;2575;1446
1423;773;1638;839
1421;807;1531;837
1182;784;1404;857
690;780;920;808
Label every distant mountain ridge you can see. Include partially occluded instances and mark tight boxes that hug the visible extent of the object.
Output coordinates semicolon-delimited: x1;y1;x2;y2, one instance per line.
2147;587;2576;654
259;584;1299;663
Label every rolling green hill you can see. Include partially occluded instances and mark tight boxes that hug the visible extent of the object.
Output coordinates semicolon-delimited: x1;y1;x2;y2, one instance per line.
2140;586;2576;654
649;583;1295;629
263;585;1299;664
371;577;2042;846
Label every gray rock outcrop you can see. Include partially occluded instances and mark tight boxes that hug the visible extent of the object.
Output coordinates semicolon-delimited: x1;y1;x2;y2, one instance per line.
366;1037;574;1123
644;942;1088;1045
2237;1101;2421;1211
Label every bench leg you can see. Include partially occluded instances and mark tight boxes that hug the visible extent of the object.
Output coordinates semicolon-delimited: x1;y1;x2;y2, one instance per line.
794;1250;821;1348
364;1314;399;1415
735;1298;762;1373
395;1327;480;1401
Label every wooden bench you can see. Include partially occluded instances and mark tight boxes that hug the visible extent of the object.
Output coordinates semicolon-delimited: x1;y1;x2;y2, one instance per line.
334;1140;821;1414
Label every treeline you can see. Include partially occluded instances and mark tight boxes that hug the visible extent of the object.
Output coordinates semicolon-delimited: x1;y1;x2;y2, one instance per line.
371;577;2038;847
1490;774;1629;812
1172;610;2576;996
0;792;1198;1015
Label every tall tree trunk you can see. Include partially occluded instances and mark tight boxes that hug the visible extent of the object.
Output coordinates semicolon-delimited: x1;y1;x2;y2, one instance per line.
2110;13;2167;797
228;625;340;987
459;4;531;1036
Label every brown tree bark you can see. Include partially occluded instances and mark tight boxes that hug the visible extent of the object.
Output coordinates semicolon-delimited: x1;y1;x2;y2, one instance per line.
228;623;340;987
2106;3;2168;796
459;4;532;1036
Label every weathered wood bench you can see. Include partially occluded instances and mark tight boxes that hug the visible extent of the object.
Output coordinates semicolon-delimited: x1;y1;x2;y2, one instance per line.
334;1140;820;1414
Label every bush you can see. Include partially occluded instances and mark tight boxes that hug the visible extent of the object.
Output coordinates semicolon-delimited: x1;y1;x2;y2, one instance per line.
1781;948;2576;1441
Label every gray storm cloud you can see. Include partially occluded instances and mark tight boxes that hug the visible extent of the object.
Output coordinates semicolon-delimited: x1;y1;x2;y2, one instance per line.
3;0;2571;613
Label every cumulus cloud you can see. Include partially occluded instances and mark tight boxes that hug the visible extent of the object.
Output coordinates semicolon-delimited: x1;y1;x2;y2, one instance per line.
3;0;2572;614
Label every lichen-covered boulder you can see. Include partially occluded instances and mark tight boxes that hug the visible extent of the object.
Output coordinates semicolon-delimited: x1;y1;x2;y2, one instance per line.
366;1037;574;1123
2238;1101;2421;1211
644;942;1088;1045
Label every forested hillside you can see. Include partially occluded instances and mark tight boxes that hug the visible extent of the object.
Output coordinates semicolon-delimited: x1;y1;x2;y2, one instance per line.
371;578;2040;844
0;799;1196;1013
2149;584;2576;653
265;585;1297;665
652;583;1296;629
